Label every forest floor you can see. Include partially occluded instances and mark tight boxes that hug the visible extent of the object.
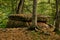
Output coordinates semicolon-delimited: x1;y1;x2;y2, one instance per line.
0;28;60;40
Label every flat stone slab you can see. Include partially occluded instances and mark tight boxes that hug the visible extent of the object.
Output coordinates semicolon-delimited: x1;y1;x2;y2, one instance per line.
8;14;51;22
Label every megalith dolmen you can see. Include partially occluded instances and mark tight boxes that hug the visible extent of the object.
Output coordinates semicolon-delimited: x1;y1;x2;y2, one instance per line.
6;14;55;33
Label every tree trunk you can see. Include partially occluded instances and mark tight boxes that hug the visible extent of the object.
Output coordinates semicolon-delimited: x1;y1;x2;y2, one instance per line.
16;0;24;14
32;0;37;28
21;0;24;14
48;0;50;3
55;0;60;31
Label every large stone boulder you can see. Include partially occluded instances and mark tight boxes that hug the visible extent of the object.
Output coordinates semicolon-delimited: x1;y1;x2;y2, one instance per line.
8;14;50;22
6;14;51;28
6;14;55;34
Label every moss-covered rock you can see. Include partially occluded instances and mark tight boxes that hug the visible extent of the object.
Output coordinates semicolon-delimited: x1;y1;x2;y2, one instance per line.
8;14;51;22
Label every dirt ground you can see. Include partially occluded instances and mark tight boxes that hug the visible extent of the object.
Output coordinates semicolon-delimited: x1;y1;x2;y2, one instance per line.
0;28;60;40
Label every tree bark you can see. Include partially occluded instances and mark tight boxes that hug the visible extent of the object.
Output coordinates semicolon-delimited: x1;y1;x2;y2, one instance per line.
21;0;24;14
32;0;37;27
16;0;24;14
48;0;50;3
55;0;60;31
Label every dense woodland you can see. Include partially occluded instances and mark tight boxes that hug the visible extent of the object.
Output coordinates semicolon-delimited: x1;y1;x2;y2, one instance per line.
1;0;60;40
0;0;60;32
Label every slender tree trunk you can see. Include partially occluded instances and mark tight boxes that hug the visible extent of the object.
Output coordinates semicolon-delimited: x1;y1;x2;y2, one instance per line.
55;0;59;31
21;0;24;14
48;0;50;3
32;0;37;28
16;0;24;14
58;10;60;30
